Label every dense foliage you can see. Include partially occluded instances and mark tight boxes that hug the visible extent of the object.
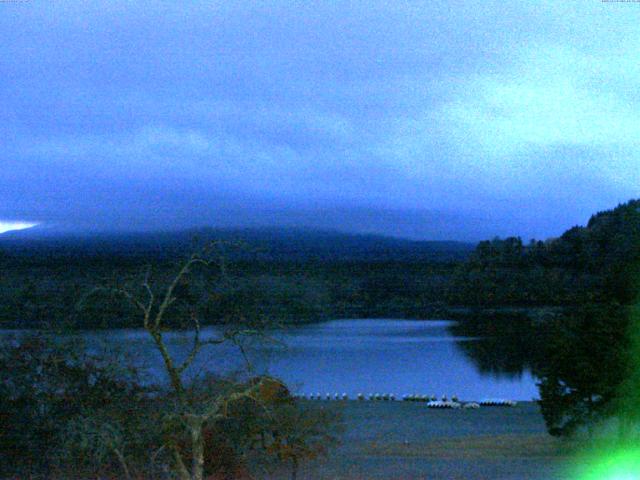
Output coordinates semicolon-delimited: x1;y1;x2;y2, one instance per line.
0;233;466;329
0;333;149;477
536;305;632;437
451;200;640;438
0;332;342;479
449;200;640;307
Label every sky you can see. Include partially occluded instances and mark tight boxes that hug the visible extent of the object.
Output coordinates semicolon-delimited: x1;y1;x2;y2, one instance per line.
1;1;639;241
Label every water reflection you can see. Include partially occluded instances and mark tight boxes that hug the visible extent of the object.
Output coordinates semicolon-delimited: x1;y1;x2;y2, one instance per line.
75;319;540;400
448;313;553;378
1;318;542;400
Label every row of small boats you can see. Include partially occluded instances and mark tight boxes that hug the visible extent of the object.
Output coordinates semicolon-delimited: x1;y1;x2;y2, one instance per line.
292;393;517;408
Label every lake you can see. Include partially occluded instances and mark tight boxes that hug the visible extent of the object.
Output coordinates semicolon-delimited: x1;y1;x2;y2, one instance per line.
78;318;540;401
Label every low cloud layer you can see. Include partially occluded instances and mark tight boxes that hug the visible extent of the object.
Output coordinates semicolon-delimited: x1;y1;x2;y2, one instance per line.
1;1;638;240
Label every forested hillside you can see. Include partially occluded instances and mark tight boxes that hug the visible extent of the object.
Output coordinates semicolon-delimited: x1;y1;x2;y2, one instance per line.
2;200;639;330
0;228;471;329
446;200;640;438
448;199;640;306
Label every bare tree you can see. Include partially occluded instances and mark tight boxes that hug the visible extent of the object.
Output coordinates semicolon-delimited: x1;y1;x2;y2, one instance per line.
84;242;278;480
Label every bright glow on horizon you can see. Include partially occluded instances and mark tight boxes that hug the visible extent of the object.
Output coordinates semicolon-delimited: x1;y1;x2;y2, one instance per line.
0;221;39;234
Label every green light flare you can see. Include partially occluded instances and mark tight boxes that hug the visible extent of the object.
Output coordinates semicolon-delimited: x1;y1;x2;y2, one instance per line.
569;446;640;480
565;310;640;479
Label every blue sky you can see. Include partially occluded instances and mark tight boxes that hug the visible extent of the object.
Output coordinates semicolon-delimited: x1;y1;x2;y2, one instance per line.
1;1;639;240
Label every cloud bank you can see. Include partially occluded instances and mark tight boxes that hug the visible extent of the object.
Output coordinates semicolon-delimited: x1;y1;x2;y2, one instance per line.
1;1;638;240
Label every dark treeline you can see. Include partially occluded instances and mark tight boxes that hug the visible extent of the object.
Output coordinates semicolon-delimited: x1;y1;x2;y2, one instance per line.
2;201;640;329
449;199;640;307
0;229;470;329
449;200;640;439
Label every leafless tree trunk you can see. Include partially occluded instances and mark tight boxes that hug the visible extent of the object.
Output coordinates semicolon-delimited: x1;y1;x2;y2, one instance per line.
89;244;272;480
112;447;133;480
187;415;206;480
291;456;299;480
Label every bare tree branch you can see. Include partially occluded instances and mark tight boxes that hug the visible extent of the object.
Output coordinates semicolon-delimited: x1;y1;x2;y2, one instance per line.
81;285;150;318
177;313;227;375
142;265;155;317
154;254;210;331
84;241;282;480
172;446;191;480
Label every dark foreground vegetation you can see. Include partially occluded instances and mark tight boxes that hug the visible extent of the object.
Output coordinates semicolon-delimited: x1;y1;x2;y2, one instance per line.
2;199;640;478
1;246;344;480
0;331;342;479
451;200;640;442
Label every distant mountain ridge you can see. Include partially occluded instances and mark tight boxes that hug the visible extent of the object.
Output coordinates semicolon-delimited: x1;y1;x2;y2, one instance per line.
0;226;475;262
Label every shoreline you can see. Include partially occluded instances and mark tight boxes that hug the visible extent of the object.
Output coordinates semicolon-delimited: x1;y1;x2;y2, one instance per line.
0;305;567;331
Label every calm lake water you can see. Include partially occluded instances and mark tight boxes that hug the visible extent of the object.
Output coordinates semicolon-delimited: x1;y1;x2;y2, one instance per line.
76;319;539;401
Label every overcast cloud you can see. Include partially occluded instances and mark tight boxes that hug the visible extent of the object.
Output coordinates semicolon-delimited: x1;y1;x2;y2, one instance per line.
1;1;639;240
